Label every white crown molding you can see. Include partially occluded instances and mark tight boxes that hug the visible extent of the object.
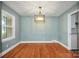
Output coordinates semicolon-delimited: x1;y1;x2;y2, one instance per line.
0;40;70;57
3;1;77;16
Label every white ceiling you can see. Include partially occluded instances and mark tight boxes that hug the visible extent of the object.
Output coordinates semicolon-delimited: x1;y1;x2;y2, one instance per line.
3;1;77;16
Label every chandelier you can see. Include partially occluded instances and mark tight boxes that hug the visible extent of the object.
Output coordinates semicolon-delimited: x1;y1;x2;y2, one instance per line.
34;6;45;23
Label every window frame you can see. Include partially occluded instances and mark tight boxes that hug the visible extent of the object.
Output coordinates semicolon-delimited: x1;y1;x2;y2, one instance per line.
1;10;15;42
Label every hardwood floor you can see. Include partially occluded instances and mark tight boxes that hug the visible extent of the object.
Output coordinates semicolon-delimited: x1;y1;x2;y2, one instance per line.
2;43;76;58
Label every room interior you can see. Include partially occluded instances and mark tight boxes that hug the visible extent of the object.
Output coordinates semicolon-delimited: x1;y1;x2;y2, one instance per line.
0;1;79;58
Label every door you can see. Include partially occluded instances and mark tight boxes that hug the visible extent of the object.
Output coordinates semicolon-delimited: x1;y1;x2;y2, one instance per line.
71;13;78;49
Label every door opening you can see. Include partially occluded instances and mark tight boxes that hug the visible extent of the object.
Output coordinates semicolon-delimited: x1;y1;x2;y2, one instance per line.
68;10;79;50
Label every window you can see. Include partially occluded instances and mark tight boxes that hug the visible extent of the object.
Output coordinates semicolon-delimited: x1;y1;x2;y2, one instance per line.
1;10;15;42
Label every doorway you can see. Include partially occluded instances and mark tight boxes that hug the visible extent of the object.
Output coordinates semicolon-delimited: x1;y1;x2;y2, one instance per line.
68;10;79;50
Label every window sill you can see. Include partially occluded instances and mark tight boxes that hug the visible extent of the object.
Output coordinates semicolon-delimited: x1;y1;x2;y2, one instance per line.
2;36;15;43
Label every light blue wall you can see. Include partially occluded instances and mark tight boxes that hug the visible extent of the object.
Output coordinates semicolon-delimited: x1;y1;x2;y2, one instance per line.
2;3;21;51
59;4;77;46
21;16;59;41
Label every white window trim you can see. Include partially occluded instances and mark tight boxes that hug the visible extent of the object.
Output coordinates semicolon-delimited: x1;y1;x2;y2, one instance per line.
2;10;15;42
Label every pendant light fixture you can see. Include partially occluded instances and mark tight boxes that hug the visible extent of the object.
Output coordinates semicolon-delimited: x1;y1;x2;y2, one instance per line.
34;6;45;23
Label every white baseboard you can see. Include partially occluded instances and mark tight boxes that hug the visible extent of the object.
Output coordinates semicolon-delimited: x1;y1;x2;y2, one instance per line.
54;40;70;50
0;40;70;57
20;40;70;50
0;42;20;57
20;40;56;43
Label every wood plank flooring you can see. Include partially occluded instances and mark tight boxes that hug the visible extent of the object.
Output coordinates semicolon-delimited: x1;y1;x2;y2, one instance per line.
2;43;76;58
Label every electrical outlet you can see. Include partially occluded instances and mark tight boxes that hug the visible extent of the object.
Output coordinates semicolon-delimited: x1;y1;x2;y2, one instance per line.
6;45;9;48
